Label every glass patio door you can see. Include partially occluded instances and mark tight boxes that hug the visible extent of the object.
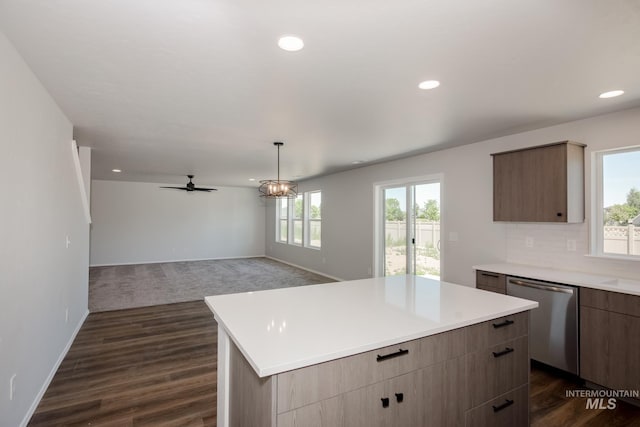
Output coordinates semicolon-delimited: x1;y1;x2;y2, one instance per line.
382;181;440;277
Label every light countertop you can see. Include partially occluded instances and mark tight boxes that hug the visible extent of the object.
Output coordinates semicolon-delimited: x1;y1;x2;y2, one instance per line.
204;275;537;377
473;263;640;296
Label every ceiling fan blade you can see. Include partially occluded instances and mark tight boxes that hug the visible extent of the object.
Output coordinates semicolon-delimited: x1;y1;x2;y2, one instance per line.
193;187;217;192
160;186;190;190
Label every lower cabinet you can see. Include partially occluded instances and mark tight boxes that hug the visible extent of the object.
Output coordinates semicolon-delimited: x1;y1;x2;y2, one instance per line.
476;270;507;294
232;312;531;427
580;288;640;393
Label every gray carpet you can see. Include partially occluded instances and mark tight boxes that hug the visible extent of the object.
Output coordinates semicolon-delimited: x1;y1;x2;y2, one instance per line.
89;257;335;312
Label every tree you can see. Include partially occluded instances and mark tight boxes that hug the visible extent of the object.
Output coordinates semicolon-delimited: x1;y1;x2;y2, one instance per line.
310;204;321;219
294;198;303;218
605;204;636;225
385;198;405;221
627;187;640;211
422;199;440;222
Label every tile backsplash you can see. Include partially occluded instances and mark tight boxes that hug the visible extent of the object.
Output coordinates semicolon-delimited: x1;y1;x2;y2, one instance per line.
505;222;639;280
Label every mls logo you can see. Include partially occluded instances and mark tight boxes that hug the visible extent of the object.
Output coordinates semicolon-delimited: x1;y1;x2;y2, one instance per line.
586;398;617;410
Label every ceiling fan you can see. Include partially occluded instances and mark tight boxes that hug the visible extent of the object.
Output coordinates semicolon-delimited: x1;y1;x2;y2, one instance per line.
160;175;217;192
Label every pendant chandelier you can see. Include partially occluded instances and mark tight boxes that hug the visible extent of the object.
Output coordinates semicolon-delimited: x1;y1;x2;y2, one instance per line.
259;142;298;198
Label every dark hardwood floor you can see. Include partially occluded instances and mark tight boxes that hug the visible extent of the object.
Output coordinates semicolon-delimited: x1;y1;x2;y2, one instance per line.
531;363;640;427
29;301;640;426
29;301;217;427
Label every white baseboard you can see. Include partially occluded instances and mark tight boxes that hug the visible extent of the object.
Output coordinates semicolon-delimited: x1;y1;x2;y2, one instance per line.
265;256;344;282
20;309;90;427
90;254;266;267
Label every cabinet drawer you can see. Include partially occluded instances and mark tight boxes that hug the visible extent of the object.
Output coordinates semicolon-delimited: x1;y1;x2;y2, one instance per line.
476;271;506;292
465;335;529;409
465;384;529;427
277;338;422;413
465;311;529;353
580;288;640;317
277;327;466;413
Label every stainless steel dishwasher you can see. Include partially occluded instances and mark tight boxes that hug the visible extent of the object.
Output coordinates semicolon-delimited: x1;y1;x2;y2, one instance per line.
506;276;579;375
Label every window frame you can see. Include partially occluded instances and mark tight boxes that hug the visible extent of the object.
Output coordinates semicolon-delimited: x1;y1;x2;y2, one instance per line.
591;146;640;260
305;190;322;249
291;194;304;246
276;198;288;244
275;191;322;249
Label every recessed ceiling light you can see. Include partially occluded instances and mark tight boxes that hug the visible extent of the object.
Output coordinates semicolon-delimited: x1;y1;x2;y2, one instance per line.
249;178;256;182
418;80;440;90
599;90;624;99
352;160;365;164
278;36;304;52
112;169;122;173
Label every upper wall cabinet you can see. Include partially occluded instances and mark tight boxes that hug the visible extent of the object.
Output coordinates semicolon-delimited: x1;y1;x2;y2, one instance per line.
492;141;585;223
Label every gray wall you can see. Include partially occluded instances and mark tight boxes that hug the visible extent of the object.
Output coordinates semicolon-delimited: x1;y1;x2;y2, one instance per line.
0;31;90;427
90;180;265;265
266;107;640;285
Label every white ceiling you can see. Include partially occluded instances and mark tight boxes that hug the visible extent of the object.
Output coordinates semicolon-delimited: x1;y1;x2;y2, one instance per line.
1;0;639;187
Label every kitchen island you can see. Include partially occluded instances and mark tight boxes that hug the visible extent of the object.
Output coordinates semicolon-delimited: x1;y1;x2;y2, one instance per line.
205;275;538;427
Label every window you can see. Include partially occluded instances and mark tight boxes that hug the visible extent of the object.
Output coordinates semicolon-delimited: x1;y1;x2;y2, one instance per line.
277;198;288;243
305;191;322;248
594;146;640;258
292;194;303;245
275;191;322;249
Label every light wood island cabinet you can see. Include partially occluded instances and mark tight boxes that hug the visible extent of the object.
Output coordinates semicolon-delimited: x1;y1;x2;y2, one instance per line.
230;312;530;427
205;276;537;427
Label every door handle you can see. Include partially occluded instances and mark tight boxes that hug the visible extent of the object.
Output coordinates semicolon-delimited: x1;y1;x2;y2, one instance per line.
492;319;514;329
492;399;514;412
508;279;574;294
492;347;514;358
481;272;499;278
377;348;409;362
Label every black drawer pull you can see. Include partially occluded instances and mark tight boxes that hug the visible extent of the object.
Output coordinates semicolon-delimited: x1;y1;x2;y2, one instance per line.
481;272;499;278
395;393;404;403
492;347;514;358
492;399;514;412
377;348;409;362
381;397;390;408
492;319;514;329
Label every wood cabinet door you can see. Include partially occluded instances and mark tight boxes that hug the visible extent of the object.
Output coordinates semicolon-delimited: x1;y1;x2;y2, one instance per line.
342;380;390;427
493;143;567;222
341;371;424;427
421;357;465;427
581;306;640;391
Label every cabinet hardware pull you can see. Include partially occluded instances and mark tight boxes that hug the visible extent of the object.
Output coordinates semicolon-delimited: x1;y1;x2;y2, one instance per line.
557;212;563;217
481;272;499;278
492;319;514;329
492;347;514;358
376;348;409;362
492;399;514;412
381;397;390;408
395;393;404;403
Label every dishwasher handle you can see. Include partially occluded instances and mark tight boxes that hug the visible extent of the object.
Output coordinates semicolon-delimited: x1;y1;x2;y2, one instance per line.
508;279;574;295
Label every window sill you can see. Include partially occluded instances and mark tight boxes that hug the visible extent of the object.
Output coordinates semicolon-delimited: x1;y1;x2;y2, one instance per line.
585;253;640;262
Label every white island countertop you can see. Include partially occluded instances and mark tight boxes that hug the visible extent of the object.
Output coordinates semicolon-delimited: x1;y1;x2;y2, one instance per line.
205;275;537;378
473;263;640;296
